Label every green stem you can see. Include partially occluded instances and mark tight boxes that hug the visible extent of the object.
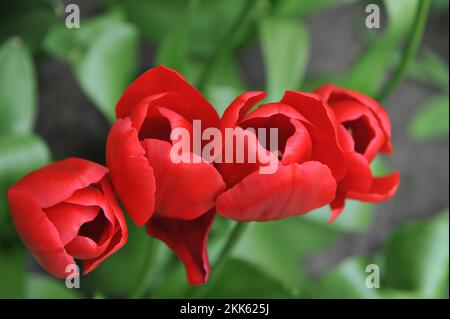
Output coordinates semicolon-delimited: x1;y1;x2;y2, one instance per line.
130;239;157;299
376;0;431;101
196;0;254;92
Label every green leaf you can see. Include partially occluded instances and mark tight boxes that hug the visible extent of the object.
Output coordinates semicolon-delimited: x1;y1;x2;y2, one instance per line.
155;27;189;75
259;17;309;100
409;49;449;92
74;23;139;122
0;135;51;235
195;258;291;298
26;274;81;299
43;11;138;123
409;95;449;140
0;38;36;135
384;210;449;298
274;0;356;17
305;258;380;298
0;248;26;298
231;218;343;294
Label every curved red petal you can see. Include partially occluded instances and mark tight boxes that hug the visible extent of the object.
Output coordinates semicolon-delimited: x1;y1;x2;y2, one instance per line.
116;65;219;129
280;91;347;181
221;91;267;130
217;161;337;221
146;211;215;285
348;172;400;202
282;118;312;165
141;139;225;220
11;158;107;209
7;189;75;278
106;118;156;226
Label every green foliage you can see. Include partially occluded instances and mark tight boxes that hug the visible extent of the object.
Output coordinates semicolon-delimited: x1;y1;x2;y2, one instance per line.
409;95;449;140
384;210;449;298
44;11;139;122
26;274;81;299
0;248;27;298
259;17;309;100
0;38;36;135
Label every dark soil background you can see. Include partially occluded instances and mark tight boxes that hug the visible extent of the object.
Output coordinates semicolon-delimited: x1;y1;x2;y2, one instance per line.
35;0;449;276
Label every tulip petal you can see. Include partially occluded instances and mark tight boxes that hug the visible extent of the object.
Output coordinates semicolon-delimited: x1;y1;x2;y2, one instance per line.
116;65;219;129
348;172;400;202
10;158;107;209
106;118;156;226
146;211;215;285
141;139;225;220
7;189;75;278
221;91;267;130
217;161;336;221
281;91;347;181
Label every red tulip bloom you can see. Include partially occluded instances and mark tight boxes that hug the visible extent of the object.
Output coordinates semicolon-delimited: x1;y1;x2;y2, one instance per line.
7;158;127;278
315;84;400;222
216;91;346;221
106;65;225;285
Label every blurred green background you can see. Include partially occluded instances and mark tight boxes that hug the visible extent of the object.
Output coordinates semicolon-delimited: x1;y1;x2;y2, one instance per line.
0;0;448;299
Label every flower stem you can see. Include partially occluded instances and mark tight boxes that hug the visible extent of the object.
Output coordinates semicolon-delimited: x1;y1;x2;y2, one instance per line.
376;0;431;101
130;239;157;299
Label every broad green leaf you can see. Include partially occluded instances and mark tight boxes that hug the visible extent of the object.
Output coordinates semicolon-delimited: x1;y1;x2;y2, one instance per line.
305;258;380;298
409;95;449;140
0;135;51;181
274;0;356;17
259;17;309;100
155;27;189;75
26;274;81;299
43;11;138;122
0;248;26;298
0;135;50;236
384;210;449;298
193;258;291;298
409;49;449;92
74;23;138;122
0;38;36;135
231;218;343;293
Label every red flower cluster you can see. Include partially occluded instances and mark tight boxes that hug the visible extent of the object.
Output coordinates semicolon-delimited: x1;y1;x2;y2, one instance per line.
7;66;399;285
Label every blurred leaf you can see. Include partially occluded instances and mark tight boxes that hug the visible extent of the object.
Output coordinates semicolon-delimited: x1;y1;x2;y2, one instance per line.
43;11;138;122
305;258;380;298
104;0;255;58
409;95;449;140
0;135;50;235
0;38;36;135
384;210;449;298
206;86;245;116
274;0;356;17
0;0;57;51
259;17;309;100
74;23;138;122
409;49;449;92
83;221;158;297
155;27;189;74
193;258;291;298
231;218;343;294
26;274;81;299
0;248;26;298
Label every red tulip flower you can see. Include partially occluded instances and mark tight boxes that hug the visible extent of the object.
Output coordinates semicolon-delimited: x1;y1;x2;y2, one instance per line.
216;91;347;221
7;158;127;278
315;84;400;221
106;66;225;285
